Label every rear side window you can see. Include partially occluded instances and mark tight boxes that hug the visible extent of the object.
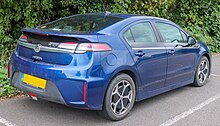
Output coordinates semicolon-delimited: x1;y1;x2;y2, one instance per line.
124;22;157;45
38;14;123;34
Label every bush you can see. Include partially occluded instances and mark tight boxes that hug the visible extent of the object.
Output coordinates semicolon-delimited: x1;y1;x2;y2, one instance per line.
0;0;219;67
170;0;220;52
0;67;18;97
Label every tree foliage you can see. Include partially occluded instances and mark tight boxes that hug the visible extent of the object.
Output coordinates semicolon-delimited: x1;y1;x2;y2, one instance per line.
0;0;219;67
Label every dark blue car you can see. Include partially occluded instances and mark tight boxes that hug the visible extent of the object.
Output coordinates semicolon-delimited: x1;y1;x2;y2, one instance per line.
8;13;211;120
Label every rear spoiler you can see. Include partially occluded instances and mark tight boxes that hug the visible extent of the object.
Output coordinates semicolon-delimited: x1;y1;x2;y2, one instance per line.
22;28;104;35
22;28;101;42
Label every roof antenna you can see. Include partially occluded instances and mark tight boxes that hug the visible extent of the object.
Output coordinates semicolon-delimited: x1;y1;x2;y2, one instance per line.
101;0;111;15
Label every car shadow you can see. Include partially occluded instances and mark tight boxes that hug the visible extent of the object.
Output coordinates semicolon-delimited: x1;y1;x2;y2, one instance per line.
17;85;197;125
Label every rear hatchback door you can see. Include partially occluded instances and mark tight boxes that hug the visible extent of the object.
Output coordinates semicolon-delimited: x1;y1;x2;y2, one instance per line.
17;31;97;65
17;14;123;65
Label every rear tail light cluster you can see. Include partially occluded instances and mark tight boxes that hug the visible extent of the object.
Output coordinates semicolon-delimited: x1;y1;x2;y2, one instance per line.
58;42;78;50
19;34;112;54
20;34;28;40
75;43;112;53
58;42;112;54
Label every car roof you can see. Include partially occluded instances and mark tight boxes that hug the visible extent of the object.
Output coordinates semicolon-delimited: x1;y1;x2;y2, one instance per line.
82;12;140;18
86;12;171;22
94;12;183;35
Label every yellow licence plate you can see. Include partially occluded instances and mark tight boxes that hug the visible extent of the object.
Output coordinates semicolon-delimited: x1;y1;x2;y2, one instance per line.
22;73;46;89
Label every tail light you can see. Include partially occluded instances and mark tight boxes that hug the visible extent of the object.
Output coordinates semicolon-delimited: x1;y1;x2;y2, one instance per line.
8;63;10;79
58;42;78;50
75;43;112;53
58;42;112;54
20;34;28;40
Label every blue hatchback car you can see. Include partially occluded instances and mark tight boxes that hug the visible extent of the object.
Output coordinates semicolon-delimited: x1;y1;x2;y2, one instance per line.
8;13;211;120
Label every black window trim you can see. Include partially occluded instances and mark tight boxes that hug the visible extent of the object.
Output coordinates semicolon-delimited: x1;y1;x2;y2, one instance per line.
179;30;188;43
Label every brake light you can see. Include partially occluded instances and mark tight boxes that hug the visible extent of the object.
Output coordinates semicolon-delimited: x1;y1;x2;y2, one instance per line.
32;32;48;36
8;63;10;79
75;43;112;53
20;34;28;40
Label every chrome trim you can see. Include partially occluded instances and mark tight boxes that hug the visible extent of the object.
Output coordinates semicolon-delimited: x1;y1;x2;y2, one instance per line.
18;41;74;53
132;47;166;50
132;45;200;50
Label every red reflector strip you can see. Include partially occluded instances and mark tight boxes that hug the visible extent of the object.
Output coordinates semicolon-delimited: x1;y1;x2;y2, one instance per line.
83;82;87;103
7;63;10;79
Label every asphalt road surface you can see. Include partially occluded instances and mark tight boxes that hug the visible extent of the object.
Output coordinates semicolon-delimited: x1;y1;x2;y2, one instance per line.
1;55;220;126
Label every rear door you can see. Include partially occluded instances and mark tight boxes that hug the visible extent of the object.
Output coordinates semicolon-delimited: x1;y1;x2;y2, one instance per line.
154;22;199;86
122;21;167;93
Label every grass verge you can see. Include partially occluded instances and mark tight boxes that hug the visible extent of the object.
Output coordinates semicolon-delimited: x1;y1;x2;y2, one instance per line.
0;67;21;98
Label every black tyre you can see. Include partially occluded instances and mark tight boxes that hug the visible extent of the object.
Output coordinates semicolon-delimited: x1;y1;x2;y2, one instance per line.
99;73;136;121
192;56;210;87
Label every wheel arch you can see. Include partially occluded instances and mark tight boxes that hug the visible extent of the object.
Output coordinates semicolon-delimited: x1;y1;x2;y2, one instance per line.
203;53;211;63
108;68;141;99
101;67;141;110
202;53;212;77
194;52;212;77
119;70;138;89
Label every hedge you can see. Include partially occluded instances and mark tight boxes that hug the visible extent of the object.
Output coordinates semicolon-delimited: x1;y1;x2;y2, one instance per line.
0;0;219;67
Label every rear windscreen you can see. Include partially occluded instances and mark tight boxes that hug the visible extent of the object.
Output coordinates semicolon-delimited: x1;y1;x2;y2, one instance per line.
38;14;123;34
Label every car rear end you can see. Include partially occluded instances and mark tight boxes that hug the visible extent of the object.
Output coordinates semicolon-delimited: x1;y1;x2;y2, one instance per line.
8;13;125;110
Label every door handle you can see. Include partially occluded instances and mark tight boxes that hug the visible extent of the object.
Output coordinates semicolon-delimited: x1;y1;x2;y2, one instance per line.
135;51;145;57
168;49;175;55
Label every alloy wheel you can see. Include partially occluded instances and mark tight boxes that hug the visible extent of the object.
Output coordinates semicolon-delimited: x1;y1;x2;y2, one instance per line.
198;59;209;83
110;80;133;115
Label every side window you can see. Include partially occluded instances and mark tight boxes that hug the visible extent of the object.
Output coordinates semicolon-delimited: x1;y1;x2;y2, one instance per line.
124;22;157;45
155;23;183;43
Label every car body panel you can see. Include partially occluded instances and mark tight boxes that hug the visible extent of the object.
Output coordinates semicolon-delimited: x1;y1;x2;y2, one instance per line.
165;44;200;87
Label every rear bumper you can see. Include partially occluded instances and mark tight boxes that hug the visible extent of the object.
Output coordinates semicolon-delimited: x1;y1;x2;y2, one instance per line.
9;52;108;110
11;71;66;104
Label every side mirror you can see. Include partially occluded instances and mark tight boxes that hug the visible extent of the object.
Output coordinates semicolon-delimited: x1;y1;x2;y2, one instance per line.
187;36;197;45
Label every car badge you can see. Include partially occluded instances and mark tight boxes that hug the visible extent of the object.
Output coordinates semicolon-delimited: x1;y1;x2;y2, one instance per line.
34;44;41;53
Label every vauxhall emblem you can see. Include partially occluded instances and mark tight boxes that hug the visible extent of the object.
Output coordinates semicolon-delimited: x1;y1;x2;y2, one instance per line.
34;44;41;53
